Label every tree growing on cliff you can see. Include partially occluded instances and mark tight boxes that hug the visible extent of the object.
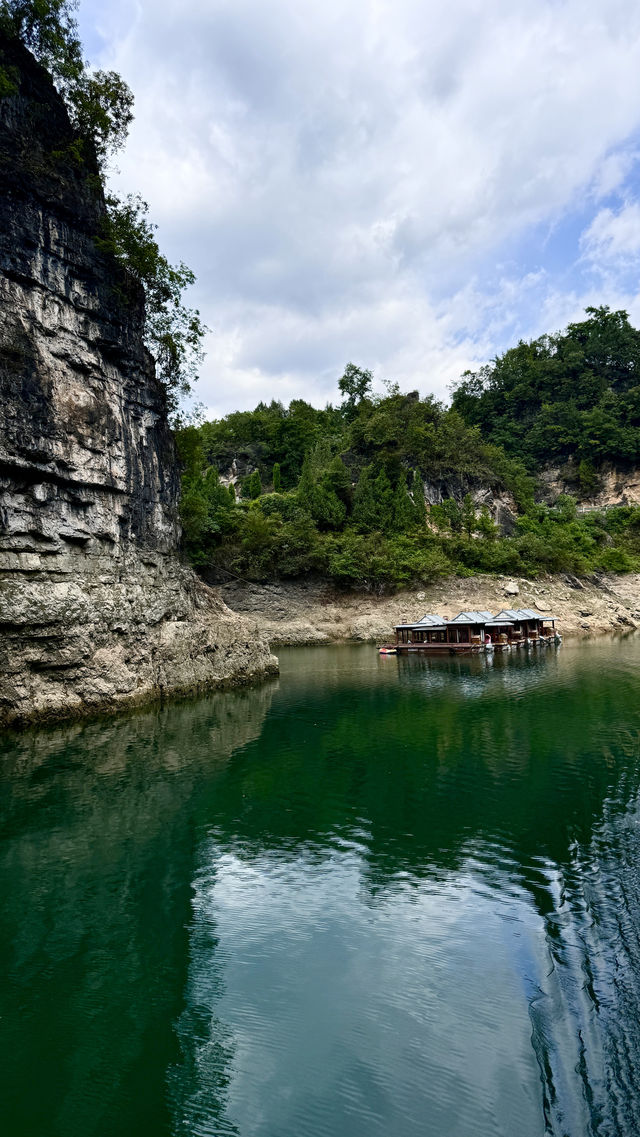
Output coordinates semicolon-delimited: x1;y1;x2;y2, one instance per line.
0;0;82;90
1;0;205;412
96;193;206;410
0;1;133;169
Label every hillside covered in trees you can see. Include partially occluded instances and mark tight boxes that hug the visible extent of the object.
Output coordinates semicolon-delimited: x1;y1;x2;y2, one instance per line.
177;309;640;591
452;306;640;487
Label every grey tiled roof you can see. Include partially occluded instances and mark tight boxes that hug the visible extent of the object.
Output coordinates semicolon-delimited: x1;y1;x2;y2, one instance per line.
494;608;556;621
448;610;496;624
394;613;448;629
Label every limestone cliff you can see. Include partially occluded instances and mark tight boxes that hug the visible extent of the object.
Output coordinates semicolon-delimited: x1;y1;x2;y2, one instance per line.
0;36;277;726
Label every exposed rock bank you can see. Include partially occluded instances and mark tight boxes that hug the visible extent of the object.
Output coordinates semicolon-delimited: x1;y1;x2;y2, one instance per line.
0;37;277;727
219;573;640;646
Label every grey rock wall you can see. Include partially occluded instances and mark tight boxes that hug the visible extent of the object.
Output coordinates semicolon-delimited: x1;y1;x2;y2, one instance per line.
0;36;277;726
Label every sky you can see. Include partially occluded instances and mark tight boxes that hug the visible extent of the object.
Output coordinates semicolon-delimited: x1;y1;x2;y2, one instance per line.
77;0;640;418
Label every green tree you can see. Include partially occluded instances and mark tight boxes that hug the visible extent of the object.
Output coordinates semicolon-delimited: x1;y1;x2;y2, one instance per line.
248;470;262;499
339;363;373;415
438;498;463;534
410;469;426;526
477;506;498;540
392;471;415;531
1;2;133;169
451;306;640;470
175;427;235;561
272;462;281;491
69;69;133;170
0;0;83;91
351;465;377;530
577;458;599;496
324;455;351;503
297;454;346;529
97;194;205;410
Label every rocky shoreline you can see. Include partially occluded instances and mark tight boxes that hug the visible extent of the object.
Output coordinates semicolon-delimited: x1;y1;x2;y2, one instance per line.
219;573;640;646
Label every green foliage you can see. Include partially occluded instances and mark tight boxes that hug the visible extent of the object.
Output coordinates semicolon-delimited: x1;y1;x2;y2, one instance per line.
352;466;394;533
0;0;83;90
96;195;205;410
1;1;131;169
577;458;600;496
321;531;453;593
392;471;415;531
68;69;133;170
411;469;426;526
477;506;498;541
452;306;640;469
248;469;262;499
177;353;640;590
297;454;346;529
0;60;19;94
2;0;204;410
199;399;338;489
175;427;235;562
338;362;373;415
272;462;281;491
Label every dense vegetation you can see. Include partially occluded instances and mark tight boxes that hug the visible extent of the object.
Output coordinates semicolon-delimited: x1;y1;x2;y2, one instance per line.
0;0;205;408
452;306;640;485
177;339;640;592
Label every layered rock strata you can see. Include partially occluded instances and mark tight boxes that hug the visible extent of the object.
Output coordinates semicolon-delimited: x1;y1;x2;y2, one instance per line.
0;36;277;726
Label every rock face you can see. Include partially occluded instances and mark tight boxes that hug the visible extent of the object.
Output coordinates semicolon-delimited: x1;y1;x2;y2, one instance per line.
538;463;640;510
0;36;277;726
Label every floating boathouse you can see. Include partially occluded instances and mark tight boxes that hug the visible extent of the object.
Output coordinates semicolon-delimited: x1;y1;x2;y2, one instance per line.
391;609;560;654
493;609;559;645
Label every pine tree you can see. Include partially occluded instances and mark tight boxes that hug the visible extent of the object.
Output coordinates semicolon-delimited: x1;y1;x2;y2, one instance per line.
325;455;351;503
297;455;315;511
393;471;415;531
249;470;262;499
351;465;378;531
297;454;345;528
411;469;426;526
272;462;281;491
373;468;394;532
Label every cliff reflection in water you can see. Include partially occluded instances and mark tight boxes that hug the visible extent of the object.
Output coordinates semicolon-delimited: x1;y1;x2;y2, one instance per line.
3;641;640;1136
0;683;277;1137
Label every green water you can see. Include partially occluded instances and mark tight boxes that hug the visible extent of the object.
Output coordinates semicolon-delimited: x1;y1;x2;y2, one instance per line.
2;640;640;1136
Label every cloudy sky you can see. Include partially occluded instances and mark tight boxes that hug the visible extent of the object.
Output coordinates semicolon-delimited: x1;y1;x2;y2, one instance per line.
78;0;640;417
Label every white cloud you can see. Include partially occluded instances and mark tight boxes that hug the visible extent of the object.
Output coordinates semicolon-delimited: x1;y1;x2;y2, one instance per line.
78;0;640;413
581;201;640;264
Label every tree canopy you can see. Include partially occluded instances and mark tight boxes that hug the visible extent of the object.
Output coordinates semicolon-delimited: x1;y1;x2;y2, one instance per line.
451;307;640;470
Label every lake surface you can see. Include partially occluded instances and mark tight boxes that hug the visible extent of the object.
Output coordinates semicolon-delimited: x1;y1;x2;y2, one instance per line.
2;639;640;1136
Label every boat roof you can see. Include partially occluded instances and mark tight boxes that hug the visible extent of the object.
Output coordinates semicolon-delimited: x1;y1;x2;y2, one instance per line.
494;608;557;621
448;610;495;624
394;607;558;631
395;612;447;630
